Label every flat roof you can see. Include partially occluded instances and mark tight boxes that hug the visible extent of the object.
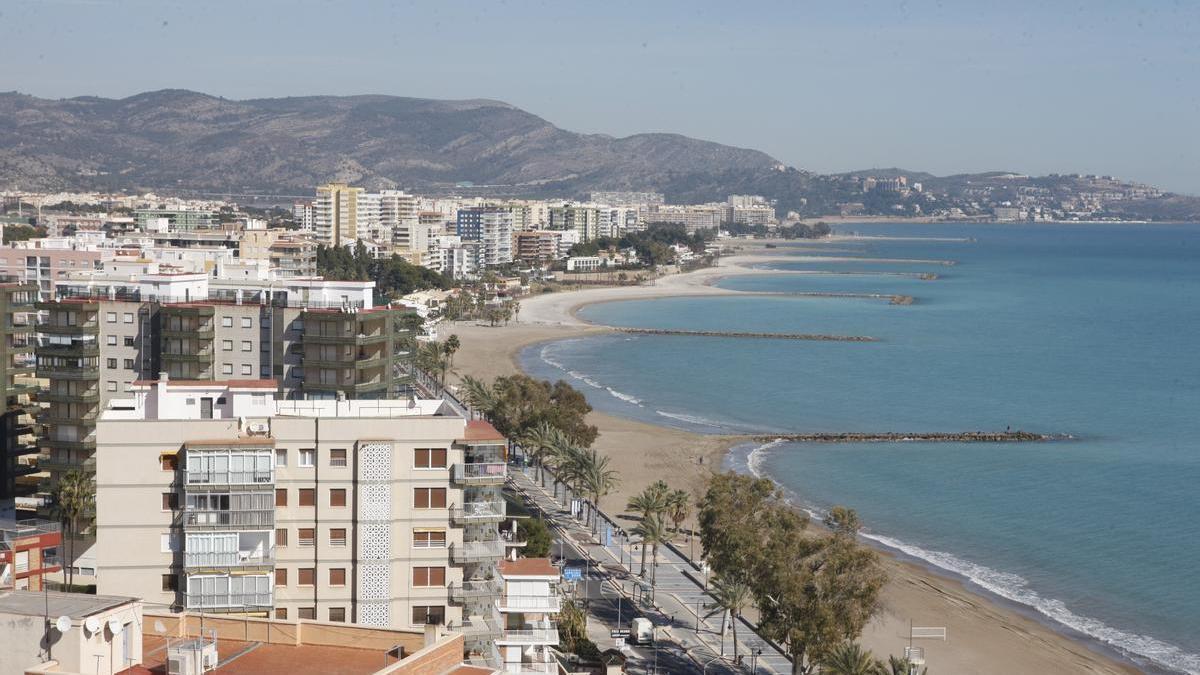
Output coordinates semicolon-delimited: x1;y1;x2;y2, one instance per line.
128;635;401;675
131;379;278;389
0;590;136;618
499;558;558;578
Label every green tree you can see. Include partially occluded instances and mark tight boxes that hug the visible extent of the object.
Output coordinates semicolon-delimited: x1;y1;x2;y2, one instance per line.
53;470;95;590
576;448;620;534
706;573;754;662
517;517;554;558
698;472;781;578
443;334;461;368
627;482;671;575
884;655;927;675
821;642;885;675
458;375;497;418
667;488;691;534
632;513;672;592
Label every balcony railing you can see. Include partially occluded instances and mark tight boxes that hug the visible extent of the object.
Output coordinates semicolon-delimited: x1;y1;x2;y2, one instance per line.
504;663;558;675
0;519;60;551
184;592;273;610
450;501;506;524
184;548;275;568
498;595;562;614
453;462;507;485
497;625;559;646
449;578;503;602
183;509;274;529
450;540;506;563
185;471;273;486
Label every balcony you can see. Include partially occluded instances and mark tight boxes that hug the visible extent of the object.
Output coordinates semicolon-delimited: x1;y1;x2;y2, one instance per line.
450;540;506;564
452;462;507;486
36;363;100;380
162;324;214;338
497;624;559;646
185;470;273;487
449;578;503;602
184;547;275;569
498;595;562;614
37;342;99;358
182;509;274;529
38;453;95;472
162;349;214;362
38;388;100;404
503;663;559;675
35;321;98;336
450;500;506;524
184;591;272;611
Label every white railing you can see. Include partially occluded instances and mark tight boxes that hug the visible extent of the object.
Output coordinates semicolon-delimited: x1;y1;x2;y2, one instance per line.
499;595;561;613
450;578;503;600
498;625;559;645
450;541;505;563
453;462;507;482
185;470;273;486
911;626;946;640
183;509;274;528
184;592;272;610
184;548;274;568
504;664;558;675
450;501;506;523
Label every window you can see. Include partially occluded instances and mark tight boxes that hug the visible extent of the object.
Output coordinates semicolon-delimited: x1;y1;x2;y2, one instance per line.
123;312;134;323
275;448;287;467
412;567;446;587
124;336;134;346
221;364;233;375
162;574;178;592
238;364;250;375
222;316;233;327
161;455;178;471
414;448;448;469
161;492;178;510
298;568;315;586
275;488;287;506
329;528;346;547
275;528;288;547
298;528;315;547
124;358;134;369
241;340;252;352
328;607;346;623
160;532;181;552
261;365;271;377
298;448;315;467
222;340;233;351
275;568;287;586
298;607;316;620
106;335;117;345
412;606;445;625
107;380;117;391
329;449;347;467
329;489;346;507
413;530;446;548
413;487;446;509
275;608;288;620
106;358;117;368
241;317;252;328
329;568;346;586
106;312;116;323
298;488;315;507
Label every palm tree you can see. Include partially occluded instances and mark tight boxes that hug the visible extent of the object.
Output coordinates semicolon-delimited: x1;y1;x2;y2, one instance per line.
705;573;753;662
518;421;558;484
577;449;620;534
821;642;885;675
632;513;672;591
667;489;690;534
458;375;496;419
885;655;926;675
53;470;95;590
626;484;671;575
443;334;461;368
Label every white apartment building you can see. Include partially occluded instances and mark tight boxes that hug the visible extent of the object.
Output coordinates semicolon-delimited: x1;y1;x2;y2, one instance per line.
94;377;511;650
496;558;561;674
313;183;364;246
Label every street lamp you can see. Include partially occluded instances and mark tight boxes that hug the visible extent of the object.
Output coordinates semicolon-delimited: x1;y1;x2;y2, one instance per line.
750;647;763;674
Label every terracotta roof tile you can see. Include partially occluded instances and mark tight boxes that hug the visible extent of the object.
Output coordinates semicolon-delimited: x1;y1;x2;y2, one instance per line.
461;420;505;442
499;557;559;578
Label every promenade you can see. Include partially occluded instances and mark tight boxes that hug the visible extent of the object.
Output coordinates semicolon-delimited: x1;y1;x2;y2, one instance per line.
509;465;793;674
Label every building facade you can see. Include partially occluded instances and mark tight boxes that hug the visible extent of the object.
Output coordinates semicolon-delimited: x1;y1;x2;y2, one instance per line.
314;183;365;246
0;283;38;513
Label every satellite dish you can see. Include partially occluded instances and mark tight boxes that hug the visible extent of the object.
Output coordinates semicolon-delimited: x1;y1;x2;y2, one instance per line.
55;616;71;633
84;616;101;635
107;618;123;636
154;620;166;633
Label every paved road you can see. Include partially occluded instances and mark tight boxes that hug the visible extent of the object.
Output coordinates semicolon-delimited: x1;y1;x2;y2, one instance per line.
510;466;792;674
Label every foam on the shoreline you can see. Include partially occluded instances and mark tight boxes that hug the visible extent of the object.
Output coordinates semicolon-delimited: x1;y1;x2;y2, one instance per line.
725;441;1200;675
538;341;645;408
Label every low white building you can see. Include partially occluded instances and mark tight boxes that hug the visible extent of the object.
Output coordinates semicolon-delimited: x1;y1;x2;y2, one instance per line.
496;558;561;674
565;256;601;272
0;590;143;675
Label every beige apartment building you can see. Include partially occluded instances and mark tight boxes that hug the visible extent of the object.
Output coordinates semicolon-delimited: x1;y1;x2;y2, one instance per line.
94;378;509;649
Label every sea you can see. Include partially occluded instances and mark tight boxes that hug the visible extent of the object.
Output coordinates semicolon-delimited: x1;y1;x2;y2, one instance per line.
519;222;1200;674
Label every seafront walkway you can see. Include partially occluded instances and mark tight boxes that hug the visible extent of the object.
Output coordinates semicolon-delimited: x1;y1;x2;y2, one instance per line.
509;466;793;674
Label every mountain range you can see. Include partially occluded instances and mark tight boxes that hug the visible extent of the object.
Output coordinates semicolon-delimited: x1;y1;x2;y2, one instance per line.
1;89;1195;220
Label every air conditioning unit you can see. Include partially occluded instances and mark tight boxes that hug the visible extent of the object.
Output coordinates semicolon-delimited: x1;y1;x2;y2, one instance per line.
248;423;269;434
167;638;218;674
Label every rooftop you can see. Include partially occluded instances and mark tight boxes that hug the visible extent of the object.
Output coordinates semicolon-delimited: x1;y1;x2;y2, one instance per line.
498;558;559;579
461;420;505;443
126;635;390;675
0;590;137;619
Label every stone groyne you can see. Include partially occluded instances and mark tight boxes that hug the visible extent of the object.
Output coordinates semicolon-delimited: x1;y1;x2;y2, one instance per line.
613;327;878;342
755;431;1070;443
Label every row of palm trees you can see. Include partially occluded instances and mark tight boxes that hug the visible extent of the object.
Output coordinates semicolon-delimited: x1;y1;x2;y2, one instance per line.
516;421;619;535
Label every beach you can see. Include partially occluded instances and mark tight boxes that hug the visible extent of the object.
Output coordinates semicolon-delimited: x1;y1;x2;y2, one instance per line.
445;248;1142;675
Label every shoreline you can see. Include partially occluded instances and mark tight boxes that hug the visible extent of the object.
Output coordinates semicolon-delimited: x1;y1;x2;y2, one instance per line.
446;246;1149;675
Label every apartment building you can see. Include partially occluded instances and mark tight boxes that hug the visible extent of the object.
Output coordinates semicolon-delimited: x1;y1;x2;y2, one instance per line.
94;379;509;644
134;209;217;232
496;558;561;674
512;231;562;265
456;208;514;267
314;183;364;246
0;518;62;591
0;283;38;513
35;269;417;493
548;206;600;242
0;247;102;300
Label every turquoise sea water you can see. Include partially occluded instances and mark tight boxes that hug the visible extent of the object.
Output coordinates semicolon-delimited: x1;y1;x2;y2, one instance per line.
520;223;1200;673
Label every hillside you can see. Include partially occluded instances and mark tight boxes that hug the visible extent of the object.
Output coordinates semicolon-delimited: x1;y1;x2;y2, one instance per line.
0;89;778;196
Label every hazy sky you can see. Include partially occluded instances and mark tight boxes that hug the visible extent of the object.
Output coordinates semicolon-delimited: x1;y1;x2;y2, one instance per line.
4;0;1199;193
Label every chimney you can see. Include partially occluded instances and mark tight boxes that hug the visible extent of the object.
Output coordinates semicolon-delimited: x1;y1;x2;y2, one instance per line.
423;623;440;647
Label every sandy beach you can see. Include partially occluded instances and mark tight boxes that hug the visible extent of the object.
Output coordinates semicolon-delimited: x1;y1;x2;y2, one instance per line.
444;248;1142;675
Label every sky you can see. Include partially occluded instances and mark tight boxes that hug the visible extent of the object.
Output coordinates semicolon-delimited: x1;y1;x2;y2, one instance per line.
3;0;1199;193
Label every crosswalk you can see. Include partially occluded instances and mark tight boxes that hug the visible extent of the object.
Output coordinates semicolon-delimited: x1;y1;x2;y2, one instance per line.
509;466;793;674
